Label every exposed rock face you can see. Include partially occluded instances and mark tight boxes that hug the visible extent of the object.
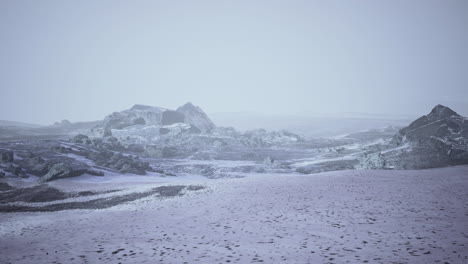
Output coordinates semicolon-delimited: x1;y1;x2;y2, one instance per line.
39;161;103;183
70;134;92;145
23;156;51;176
71;134;144;153
0;182;13;191
86;151;151;175
5;164;25;177
358;105;468;169
1;151;14;162
83;103;217;145
161;110;185;125
176;102;216;133
99;104;167;137
40;163;73;182
394;104;465;143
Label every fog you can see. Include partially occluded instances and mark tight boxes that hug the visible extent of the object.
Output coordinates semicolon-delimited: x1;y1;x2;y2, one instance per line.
1;0;467;125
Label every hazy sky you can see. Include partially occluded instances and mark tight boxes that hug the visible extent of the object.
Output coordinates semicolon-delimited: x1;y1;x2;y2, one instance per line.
1;0;467;124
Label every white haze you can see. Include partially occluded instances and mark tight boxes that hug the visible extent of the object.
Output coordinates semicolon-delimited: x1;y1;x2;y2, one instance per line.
0;0;467;126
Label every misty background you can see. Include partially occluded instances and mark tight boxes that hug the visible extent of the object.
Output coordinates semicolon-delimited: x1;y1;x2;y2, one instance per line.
0;0;467;131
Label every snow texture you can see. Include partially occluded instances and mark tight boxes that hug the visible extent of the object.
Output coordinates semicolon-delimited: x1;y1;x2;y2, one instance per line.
1;166;468;264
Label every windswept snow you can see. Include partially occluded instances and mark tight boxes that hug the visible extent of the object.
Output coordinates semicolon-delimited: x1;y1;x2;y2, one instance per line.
1;166;468;264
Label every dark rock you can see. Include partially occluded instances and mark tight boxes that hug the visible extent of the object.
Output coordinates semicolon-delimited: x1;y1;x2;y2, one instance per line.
132;117;146;125
362;105;468;169
126;144;145;153
0;182;14;191
0;185;68;203
24;156;51;176
1;151;14;162
186;185;204;191
86;150;151;175
119;163;145;175
176;102;216;133
103;127;113;137
161;110;185;125
70;134;92;145
160;127;170;135
0;185;189;212
5;165;25;177
40;163;71;182
188;125;202;134
87;170;105;176
162;146;179;158
296;159;359;174
40;163;88;182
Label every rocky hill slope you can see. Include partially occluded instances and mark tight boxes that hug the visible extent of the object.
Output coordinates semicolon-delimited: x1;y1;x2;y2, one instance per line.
358;105;468;169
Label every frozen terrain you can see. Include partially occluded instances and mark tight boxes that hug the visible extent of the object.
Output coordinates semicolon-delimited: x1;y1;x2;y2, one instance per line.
1;104;468;264
1;166;468;264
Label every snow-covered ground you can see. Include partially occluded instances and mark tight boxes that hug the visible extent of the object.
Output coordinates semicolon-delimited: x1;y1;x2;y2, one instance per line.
1;166;468;264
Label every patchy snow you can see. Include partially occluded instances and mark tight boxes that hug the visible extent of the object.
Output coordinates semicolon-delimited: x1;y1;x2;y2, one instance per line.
55;171;206;184
290;155;358;167
381;142;412;154
1;166;467;264
407;118;445;133
62;153;96;166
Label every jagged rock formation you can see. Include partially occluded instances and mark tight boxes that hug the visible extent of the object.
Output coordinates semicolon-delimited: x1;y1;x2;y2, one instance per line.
77;103;305;159
176;102;216;133
358;105;468;169
86;102;215;142
7;102;465;182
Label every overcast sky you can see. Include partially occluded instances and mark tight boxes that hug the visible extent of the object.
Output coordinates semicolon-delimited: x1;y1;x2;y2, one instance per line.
0;0;467;124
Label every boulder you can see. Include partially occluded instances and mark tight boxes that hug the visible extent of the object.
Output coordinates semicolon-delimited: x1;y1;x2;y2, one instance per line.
70;134;92;145
40;163;72;182
39;163;90;182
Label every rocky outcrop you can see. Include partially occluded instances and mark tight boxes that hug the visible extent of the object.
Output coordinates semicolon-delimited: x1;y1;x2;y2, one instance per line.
70;134;144;153
161;110;185;125
70;134;92;145
176;102;216;133
86;151;151;175
99;105;167;137
393;104;465;144
358;105;468;169
1;151;14;163
40;163;74;182
5;164;25;177
91;103;214;141
39;161;104;183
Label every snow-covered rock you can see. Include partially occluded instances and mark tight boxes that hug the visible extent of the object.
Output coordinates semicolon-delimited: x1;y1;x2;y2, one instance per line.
357;105;468;169
176;102;216;133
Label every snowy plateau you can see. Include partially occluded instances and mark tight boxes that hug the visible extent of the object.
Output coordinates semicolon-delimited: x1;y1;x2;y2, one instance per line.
1;103;468;264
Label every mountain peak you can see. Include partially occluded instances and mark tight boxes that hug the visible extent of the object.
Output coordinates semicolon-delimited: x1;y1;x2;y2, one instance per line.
130;104;153;111
428;104;459;119
179;102;196;109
